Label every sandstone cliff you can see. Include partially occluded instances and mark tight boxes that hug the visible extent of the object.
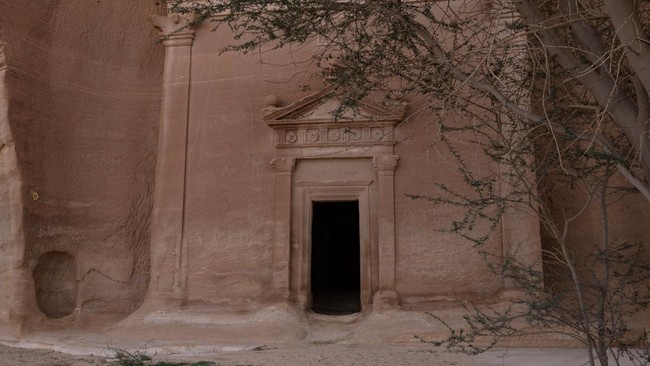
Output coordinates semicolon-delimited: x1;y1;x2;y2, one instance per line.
0;0;164;328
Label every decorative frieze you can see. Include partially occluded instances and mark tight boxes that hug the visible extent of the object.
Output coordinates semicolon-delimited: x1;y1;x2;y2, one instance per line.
327;129;341;141
274;124;396;148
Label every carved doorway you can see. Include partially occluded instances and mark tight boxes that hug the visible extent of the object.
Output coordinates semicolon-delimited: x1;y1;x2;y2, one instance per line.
265;85;404;311
310;200;361;315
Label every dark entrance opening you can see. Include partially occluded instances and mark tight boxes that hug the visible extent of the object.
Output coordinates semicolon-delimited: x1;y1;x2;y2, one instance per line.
311;200;361;315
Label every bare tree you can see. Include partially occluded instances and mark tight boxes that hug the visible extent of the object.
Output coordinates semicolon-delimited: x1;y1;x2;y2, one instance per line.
415;121;650;365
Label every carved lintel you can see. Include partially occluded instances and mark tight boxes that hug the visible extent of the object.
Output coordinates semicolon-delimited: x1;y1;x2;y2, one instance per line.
150;14;195;46
271;157;296;172
373;155;399;172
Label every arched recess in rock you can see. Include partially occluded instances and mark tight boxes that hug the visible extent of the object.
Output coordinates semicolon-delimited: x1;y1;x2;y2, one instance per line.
33;251;78;319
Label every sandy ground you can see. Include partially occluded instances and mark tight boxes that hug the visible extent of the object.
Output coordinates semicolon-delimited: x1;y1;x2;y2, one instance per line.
0;344;103;366
0;343;474;366
0;343;644;366
0;306;644;365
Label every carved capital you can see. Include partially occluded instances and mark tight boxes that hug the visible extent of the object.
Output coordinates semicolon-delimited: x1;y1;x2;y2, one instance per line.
373;155;399;172
150;14;195;47
271;157;296;172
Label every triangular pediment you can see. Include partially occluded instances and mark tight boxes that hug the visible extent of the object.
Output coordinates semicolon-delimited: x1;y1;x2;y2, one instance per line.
297;98;369;121
263;86;406;126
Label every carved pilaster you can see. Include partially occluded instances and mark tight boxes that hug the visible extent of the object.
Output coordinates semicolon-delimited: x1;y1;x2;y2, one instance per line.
144;13;195;307
373;154;399;309
270;157;296;299
488;0;543;296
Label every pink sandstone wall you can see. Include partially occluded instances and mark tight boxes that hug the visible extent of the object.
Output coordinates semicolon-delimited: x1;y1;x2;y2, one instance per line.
0;1;164;327
2;1;646;330
542;178;650;277
180;24;314;307
177;23;506;308
394;113;505;303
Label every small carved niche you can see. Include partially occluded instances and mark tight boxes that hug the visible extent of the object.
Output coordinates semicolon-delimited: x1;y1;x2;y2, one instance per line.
33;251;77;319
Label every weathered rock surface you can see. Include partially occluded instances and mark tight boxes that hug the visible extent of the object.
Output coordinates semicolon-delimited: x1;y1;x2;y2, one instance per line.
0;2;649;354
0;0;164;328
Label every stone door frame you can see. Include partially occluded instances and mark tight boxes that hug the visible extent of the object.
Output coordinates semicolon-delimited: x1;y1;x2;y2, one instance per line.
264;87;405;311
294;181;372;311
